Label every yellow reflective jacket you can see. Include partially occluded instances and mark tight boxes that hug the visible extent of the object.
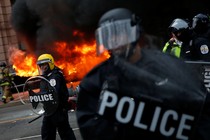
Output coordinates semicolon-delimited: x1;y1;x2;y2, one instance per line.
162;41;181;58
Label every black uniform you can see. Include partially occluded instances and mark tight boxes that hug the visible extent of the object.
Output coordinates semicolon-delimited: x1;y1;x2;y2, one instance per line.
76;48;210;140
190;13;210;61
41;67;76;140
189;34;210;61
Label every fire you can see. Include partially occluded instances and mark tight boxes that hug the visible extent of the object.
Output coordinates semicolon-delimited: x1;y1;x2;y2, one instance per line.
53;41;110;82
9;41;110;83
9;47;38;77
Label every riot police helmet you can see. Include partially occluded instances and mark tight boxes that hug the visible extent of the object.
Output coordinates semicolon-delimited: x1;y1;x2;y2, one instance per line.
168;18;191;41
192;13;209;34
95;8;141;58
37;54;55;75
169;18;189;33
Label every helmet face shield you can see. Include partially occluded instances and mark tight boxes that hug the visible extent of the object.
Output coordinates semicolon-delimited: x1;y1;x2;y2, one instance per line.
37;54;54;71
169;18;189;32
37;63;50;75
96;19;139;55
192;18;198;28
37;54;55;75
37;59;52;65
192;14;209;34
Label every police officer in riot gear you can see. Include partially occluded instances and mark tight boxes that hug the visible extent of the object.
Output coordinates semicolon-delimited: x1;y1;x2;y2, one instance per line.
189;13;210;61
162;18;192;59
192;13;210;36
76;8;209;140
37;54;76;140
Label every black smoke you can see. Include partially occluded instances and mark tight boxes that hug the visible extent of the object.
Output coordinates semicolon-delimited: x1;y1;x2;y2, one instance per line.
11;0;209;57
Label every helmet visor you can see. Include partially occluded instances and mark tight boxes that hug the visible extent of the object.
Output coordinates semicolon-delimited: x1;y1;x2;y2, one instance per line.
169;18;189;31
37;63;49;75
37;59;52;75
95;19;139;55
37;59;51;65
192;18;198;29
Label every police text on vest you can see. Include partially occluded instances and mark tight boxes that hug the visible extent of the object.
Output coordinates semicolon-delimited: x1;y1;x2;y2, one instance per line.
98;90;194;140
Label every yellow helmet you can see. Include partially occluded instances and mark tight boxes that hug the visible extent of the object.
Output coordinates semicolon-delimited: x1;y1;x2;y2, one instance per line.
37;54;55;70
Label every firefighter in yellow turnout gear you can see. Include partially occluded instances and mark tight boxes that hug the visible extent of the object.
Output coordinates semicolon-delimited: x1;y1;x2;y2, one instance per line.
0;62;14;103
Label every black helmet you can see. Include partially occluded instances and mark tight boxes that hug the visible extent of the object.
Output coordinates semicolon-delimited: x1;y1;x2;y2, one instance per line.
0;62;6;67
95;8;141;57
192;13;209;34
168;18;191;41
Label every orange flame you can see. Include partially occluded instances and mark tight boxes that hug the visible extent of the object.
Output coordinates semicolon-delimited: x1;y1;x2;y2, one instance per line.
9;47;38;76
9;41;110;83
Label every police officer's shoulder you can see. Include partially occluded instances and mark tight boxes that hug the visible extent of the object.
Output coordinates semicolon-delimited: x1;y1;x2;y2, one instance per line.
53;66;61;72
84;58;112;76
50;66;64;77
194;36;210;49
142;48;184;65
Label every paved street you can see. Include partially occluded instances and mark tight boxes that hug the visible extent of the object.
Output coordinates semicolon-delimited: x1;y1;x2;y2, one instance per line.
0;92;83;140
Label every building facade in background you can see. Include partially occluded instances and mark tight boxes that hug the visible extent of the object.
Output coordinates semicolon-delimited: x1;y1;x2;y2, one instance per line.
0;0;18;66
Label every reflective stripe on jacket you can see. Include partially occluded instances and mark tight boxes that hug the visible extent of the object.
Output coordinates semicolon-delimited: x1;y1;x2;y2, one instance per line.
162;41;181;58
